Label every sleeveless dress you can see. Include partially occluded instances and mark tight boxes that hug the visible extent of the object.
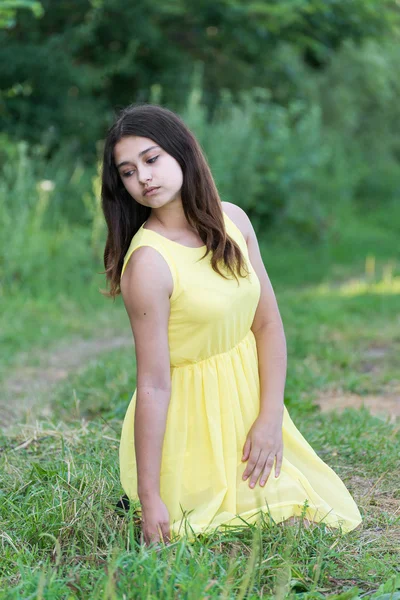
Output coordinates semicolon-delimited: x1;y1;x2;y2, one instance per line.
119;210;362;539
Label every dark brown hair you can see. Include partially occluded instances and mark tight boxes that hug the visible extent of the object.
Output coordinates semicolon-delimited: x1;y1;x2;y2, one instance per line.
101;103;250;298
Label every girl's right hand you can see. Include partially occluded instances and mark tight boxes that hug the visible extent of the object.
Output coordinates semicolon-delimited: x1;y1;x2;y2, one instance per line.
140;496;171;546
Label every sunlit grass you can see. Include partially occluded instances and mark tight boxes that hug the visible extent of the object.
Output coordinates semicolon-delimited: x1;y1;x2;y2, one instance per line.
315;272;400;297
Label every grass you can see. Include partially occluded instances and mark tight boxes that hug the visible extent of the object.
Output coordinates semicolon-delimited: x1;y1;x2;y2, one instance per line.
0;411;399;598
1;203;399;598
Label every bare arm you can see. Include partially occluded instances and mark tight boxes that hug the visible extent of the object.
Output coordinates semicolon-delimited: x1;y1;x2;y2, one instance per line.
222;202;287;420
222;201;286;488
121;247;173;504
247;223;287;421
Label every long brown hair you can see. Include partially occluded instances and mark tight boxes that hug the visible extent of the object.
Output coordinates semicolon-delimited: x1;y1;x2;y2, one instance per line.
101;103;250;298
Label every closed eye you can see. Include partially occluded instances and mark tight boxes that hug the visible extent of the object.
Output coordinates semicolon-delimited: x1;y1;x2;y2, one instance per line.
122;155;159;178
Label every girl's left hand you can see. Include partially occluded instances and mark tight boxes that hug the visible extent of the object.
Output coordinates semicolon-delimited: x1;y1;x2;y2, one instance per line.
241;416;283;488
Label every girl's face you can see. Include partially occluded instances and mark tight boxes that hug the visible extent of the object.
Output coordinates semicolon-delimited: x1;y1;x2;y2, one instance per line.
114;135;183;208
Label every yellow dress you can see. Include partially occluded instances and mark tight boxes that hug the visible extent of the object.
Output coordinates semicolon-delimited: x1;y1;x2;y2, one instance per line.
119;210;362;539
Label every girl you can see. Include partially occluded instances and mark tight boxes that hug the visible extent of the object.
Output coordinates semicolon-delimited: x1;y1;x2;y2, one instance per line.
101;103;362;546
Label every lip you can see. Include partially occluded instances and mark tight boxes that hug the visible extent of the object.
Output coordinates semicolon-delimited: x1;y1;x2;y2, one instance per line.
143;186;160;196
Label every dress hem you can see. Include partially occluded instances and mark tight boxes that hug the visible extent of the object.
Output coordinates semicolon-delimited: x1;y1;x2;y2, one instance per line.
123;493;362;541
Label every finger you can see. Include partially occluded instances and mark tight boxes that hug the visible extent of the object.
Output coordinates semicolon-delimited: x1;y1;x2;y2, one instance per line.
259;454;276;487
145;524;162;547
249;451;269;488
242;437;251;462
160;522;171;544
145;531;158;546
275;448;283;478
242;448;261;480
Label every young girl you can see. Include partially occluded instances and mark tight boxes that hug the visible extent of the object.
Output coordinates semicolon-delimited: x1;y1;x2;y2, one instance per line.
101;103;362;545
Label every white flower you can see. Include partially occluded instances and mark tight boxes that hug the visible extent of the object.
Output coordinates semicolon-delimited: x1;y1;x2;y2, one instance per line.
38;180;55;192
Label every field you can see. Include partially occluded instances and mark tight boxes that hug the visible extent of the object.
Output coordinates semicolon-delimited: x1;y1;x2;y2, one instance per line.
0;203;399;599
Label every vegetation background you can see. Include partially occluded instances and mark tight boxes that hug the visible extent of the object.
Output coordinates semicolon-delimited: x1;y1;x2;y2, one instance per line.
0;1;399;598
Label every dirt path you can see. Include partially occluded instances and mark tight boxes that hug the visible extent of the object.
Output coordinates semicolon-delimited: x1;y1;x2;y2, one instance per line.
2;332;399;429
1;332;133;428
316;388;400;423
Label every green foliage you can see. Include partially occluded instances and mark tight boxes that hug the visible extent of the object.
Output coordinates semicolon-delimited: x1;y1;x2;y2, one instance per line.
0;0;43;29
1;5;400;295
317;39;400;204
0;138;102;298
371;574;400;599
182;40;400;237
1;0;399;154
2;48;400;305
1;0;400;235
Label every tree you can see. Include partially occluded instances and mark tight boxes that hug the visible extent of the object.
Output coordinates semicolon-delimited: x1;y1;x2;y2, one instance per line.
1;0;399;155
0;0;43;28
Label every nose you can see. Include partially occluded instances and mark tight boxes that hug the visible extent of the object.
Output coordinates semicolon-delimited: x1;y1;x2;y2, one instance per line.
137;163;152;184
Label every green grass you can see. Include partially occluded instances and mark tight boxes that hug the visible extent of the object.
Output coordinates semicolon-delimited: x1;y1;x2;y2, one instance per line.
1;204;399;598
0;287;128;384
0;410;399;598
262;201;400;290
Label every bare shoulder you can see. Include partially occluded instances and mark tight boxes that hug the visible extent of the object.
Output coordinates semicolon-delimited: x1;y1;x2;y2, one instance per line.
120;245;174;303
120;246;172;390
221;201;253;243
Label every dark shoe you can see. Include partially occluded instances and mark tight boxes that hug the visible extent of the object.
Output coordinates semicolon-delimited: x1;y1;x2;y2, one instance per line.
115;494;130;515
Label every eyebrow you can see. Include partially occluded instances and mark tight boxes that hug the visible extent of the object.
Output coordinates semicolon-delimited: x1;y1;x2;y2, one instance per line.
116;145;160;169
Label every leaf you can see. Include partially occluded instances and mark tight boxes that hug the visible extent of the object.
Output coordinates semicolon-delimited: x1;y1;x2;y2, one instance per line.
326;588;361;600
371;575;400;599
30;462;59;481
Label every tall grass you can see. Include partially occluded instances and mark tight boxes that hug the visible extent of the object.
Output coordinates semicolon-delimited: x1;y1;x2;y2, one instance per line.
0;139;101;298
1;402;399;597
0;141;116;368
